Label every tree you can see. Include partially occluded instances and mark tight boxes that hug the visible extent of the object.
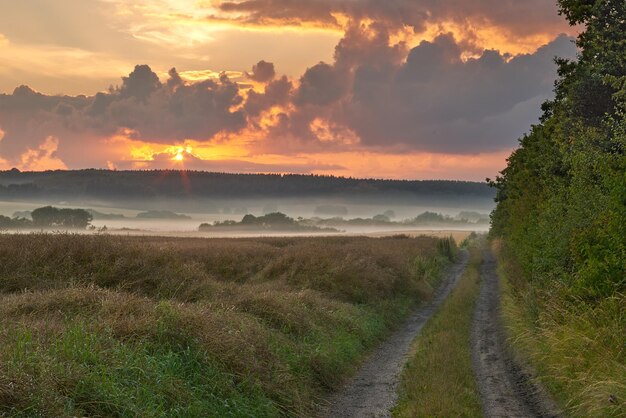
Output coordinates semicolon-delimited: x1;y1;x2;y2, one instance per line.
373;214;390;223
490;0;626;297
31;206;93;229
241;214;257;225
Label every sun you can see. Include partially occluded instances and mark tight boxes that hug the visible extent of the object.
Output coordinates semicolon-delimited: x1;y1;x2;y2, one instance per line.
170;146;192;162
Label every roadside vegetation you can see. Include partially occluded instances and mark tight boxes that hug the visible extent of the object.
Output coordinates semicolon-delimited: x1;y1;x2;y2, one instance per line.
494;240;625;417
489;1;625;416
394;239;482;418
0;233;456;417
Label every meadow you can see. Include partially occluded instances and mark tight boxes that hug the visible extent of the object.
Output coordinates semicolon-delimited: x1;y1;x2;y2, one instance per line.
0;233;455;417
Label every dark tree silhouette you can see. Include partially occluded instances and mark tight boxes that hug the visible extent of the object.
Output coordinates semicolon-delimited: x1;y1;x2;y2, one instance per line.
31;206;92;229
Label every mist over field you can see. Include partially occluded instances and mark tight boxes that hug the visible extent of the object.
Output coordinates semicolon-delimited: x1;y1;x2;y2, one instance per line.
0;169;493;235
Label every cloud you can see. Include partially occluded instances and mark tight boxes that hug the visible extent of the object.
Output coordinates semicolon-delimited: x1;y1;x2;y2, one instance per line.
0;66;252;175
247;60;276;83
98;67;246;142
269;32;577;154
119;64;162;101
340;33;577;153
295;62;349;106
244;75;293;117
0;16;577;176
211;0;571;43
18;136;67;171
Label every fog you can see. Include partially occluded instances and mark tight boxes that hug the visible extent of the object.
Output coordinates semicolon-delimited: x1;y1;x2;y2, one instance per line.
0;195;492;237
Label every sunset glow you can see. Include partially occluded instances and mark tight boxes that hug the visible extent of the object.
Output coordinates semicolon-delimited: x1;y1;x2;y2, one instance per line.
0;0;579;180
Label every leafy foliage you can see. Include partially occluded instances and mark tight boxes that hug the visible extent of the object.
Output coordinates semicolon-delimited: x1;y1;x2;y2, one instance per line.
490;0;626;299
31;206;93;229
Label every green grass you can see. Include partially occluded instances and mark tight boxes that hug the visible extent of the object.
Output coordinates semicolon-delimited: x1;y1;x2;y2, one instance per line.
0;234;455;417
493;239;626;418
393;242;482;418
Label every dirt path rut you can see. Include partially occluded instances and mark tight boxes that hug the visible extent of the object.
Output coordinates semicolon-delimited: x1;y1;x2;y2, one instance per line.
471;248;561;418
319;249;469;418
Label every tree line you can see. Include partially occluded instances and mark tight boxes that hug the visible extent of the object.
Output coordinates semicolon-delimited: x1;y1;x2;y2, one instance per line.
489;0;625;298
0;169;494;200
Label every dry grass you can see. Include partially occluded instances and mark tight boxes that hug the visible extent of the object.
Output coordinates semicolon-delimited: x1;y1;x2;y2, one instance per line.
393;242;483;418
0;233;454;417
493;239;626;418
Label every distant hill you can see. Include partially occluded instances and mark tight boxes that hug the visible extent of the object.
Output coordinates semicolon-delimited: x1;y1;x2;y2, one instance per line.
0;169;494;202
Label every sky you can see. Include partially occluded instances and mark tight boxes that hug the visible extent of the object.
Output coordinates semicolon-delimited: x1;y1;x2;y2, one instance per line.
0;0;578;180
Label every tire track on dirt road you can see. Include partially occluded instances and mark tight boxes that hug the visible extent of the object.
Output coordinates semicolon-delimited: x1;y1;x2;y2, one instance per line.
471;248;562;418
319;249;470;418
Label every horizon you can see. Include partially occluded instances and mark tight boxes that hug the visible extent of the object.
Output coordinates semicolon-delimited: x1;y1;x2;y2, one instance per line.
0;166;491;184
0;1;579;181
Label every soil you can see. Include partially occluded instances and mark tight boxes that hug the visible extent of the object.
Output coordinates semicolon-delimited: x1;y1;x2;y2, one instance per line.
471;248;562;418
318;249;470;418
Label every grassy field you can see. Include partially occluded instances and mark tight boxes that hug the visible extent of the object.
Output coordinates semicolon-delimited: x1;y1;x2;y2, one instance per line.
493;239;626;417
0;233;455;417
393;242;482;417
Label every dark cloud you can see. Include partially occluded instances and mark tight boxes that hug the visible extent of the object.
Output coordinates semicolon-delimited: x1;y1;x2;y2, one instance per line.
166;67;184;89
247;60;276;83
119;65;162;101
216;0;340;27
267;31;577;154
341;34;577;153
334;22;408;70
0;85;90;160
244;76;293;117
97;72;246;142
212;0;568;38
295;62;349;106
0;65;248;166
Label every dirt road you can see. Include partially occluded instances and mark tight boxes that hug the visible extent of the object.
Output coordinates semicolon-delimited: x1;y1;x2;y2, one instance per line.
319;250;470;418
471;248;561;418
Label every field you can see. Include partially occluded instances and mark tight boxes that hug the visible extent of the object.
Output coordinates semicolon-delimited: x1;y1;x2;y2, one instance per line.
0;233;455;417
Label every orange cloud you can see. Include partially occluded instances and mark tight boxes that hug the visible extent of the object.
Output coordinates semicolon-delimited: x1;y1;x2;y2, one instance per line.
97;127;509;180
17;136;67;171
252;150;511;181
418;21;570;57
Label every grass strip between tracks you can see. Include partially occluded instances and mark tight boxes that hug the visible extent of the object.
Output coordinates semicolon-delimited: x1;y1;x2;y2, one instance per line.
394;242;482;418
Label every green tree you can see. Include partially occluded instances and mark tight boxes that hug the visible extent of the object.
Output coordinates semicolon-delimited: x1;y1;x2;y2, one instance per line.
490;0;626;297
31;206;93;229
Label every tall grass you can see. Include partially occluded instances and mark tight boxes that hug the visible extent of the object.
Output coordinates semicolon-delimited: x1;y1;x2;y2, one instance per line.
393;242;482;418
493;239;626;417
0;233;451;417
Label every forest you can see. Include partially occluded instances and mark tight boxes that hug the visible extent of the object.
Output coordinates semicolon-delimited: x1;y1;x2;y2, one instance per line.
0;169;493;200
